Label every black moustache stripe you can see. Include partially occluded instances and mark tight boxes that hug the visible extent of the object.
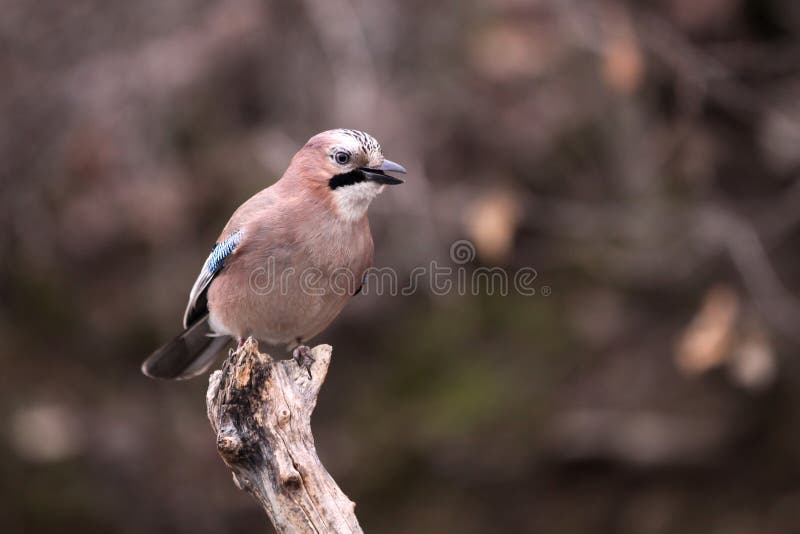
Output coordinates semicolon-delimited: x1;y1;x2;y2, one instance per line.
328;170;367;189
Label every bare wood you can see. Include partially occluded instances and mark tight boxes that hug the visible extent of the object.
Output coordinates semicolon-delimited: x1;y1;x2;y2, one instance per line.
206;338;363;533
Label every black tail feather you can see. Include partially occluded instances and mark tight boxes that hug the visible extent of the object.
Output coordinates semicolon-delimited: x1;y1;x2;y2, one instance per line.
141;316;231;380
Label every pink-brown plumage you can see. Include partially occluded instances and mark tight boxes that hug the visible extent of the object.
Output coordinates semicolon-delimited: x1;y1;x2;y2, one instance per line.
207;183;374;345
142;129;404;379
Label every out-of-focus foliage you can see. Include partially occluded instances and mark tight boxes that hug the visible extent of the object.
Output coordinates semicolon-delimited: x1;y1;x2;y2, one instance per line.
3;0;800;532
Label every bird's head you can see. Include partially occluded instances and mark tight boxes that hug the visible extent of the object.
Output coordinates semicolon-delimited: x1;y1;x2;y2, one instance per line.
290;129;406;222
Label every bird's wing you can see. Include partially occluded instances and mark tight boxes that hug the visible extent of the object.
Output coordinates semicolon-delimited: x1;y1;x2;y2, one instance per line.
183;229;243;328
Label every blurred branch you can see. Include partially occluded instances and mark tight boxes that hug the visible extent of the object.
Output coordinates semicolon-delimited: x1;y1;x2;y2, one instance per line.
528;191;800;342
206;339;362;534
697;207;800;344
300;0;379;124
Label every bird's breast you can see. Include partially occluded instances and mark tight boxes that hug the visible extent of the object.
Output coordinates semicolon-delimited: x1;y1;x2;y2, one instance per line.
207;217;373;345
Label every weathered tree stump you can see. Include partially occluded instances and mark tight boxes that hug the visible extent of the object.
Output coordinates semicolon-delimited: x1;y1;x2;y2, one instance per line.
206;338;363;533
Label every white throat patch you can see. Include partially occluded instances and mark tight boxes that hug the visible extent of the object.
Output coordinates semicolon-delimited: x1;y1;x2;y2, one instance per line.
332;181;384;222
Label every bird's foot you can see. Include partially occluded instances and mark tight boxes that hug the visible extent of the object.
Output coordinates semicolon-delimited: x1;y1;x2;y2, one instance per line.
229;338;246;357
292;345;314;379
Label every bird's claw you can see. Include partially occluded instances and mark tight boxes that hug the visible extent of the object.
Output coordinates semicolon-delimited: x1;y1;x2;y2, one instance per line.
229;339;245;358
292;345;314;379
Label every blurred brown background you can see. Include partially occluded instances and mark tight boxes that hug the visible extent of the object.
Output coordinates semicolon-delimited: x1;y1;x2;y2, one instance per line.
3;0;800;532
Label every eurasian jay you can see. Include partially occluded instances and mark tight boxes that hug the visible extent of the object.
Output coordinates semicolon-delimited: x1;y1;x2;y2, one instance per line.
142;129;406;379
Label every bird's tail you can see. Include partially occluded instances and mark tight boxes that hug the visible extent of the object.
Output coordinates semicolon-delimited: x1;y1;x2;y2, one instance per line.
141;316;231;380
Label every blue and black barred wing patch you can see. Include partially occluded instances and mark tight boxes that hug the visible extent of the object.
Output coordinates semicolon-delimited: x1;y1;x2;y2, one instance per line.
183;230;243;328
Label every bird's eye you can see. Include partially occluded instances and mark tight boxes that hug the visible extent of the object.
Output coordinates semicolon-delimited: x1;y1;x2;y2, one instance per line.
334;151;351;165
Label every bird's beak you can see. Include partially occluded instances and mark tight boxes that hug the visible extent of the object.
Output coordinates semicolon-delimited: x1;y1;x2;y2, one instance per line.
360;159;406;185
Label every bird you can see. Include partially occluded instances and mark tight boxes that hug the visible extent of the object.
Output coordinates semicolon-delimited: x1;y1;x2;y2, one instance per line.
141;129;406;379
